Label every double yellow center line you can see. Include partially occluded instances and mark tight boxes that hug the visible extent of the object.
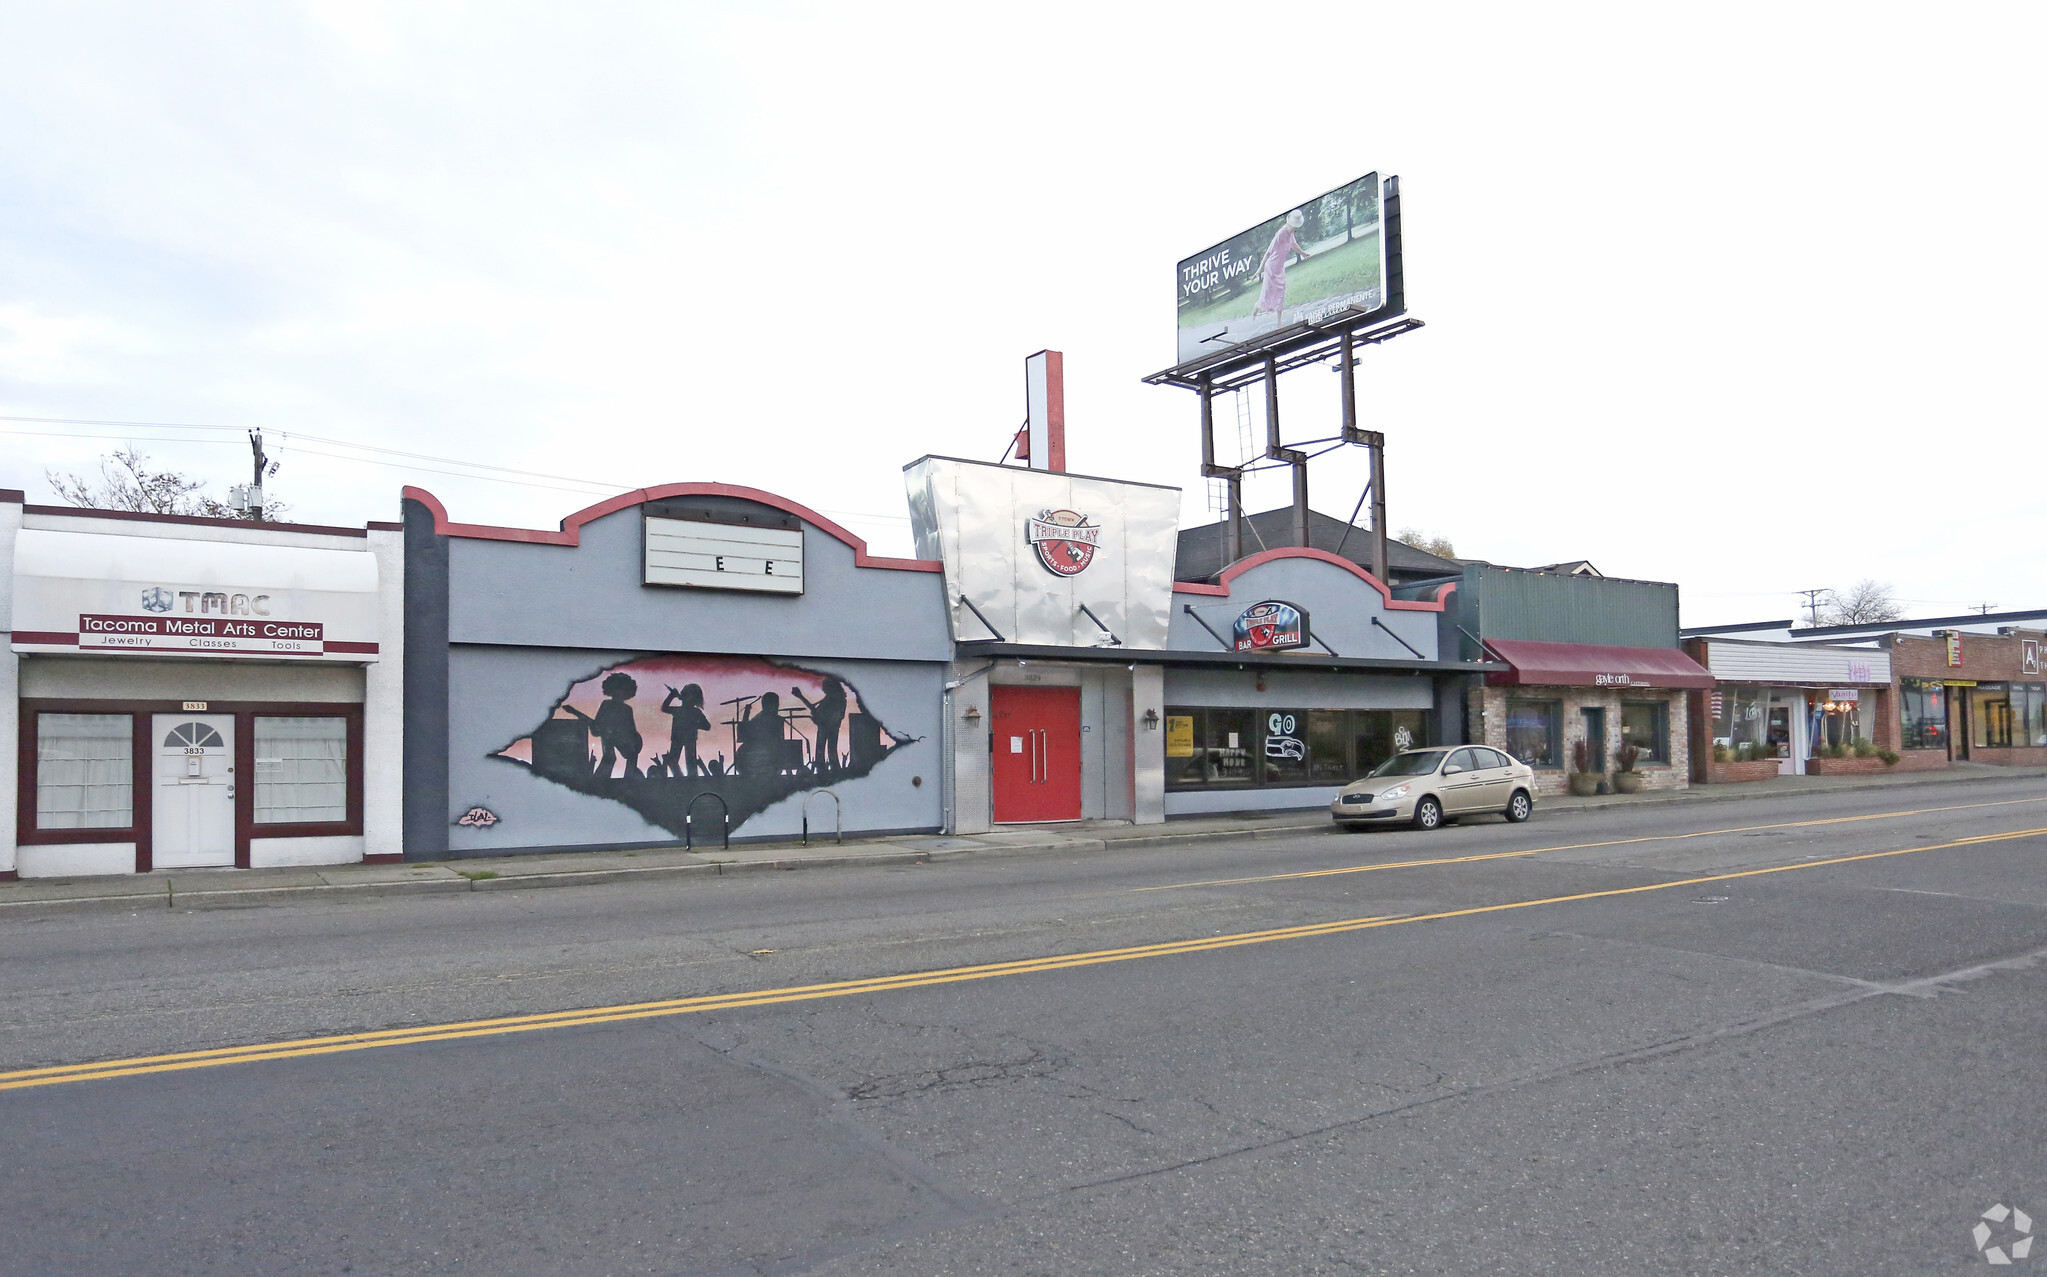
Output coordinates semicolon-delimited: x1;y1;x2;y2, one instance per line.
6;823;2044;1092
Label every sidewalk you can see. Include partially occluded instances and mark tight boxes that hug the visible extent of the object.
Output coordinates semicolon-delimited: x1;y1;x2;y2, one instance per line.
5;763;2039;916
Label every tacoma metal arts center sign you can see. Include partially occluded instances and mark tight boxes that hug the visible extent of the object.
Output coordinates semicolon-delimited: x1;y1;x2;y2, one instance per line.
79;584;324;653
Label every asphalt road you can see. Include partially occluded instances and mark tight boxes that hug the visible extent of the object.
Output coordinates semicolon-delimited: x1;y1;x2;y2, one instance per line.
3;776;2045;1275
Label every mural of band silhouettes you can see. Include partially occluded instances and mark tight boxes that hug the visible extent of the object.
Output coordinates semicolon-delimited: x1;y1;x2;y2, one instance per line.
492;653;909;835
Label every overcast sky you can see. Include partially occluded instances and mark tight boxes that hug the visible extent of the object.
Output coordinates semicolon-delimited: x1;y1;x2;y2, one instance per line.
3;3;2041;625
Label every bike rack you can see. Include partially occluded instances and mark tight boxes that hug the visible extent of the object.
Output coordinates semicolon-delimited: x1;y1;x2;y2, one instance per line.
802;789;842;846
684;791;730;851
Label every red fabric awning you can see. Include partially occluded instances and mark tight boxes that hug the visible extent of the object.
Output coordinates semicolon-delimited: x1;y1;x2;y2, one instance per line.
1483;639;1716;690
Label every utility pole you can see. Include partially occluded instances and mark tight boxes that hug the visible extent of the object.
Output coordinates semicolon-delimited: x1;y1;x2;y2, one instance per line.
1796;588;1830;627
247;431;268;521
1971;602;1996;615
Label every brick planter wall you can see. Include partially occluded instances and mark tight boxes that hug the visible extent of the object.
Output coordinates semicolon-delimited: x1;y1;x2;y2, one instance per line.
1966;746;2047;767
1804;756;1898;776
1892;750;1951;773
1703;760;1781;784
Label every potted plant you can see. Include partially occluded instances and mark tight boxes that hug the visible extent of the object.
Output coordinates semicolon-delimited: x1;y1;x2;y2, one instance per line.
1612;742;1644;793
1568;739;1601;796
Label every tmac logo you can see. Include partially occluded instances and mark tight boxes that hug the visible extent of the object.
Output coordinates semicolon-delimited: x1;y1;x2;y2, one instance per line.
139;586;274;616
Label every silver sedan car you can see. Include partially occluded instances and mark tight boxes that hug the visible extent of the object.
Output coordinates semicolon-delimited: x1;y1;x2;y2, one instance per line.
1330;745;1537;831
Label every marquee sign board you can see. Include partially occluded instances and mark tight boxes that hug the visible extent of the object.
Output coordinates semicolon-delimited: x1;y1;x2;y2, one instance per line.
1232;600;1308;652
644;515;803;594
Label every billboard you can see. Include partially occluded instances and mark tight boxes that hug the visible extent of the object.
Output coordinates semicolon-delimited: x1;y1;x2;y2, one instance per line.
1175;172;1391;366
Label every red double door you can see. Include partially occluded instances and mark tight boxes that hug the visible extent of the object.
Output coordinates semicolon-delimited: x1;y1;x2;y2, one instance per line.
991;686;1082;823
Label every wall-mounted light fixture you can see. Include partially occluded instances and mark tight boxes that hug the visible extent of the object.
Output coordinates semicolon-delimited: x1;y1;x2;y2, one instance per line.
963;704;982;722
1143;708;1160;730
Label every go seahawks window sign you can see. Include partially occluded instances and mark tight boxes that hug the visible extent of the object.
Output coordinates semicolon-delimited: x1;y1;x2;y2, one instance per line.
1025;509;1100;577
1233;600;1309;652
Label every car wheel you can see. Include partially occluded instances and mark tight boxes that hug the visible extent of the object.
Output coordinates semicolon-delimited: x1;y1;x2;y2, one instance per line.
1505;789;1533;823
1412;796;1444;831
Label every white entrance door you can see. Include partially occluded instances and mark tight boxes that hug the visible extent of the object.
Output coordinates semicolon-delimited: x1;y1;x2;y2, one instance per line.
154;714;236;869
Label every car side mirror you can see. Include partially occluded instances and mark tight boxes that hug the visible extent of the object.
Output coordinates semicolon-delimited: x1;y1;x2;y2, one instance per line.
1443;764;1463;775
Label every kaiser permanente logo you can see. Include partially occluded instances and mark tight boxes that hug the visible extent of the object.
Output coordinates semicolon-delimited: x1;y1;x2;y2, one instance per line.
1974;1203;2034;1264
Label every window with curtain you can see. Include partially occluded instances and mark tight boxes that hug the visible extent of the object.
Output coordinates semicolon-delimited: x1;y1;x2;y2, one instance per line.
1620;700;1671;763
36;713;133;829
254;716;349;823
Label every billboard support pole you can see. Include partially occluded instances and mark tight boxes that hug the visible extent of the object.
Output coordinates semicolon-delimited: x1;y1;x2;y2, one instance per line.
1198;373;1244;566
1262;355;1309;548
1369;431;1389;584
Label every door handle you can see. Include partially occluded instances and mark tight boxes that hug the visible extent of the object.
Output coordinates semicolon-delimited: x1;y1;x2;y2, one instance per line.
1034;730;1045;784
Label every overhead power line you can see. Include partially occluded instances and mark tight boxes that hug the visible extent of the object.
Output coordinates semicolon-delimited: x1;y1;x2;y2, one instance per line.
0;413;911;524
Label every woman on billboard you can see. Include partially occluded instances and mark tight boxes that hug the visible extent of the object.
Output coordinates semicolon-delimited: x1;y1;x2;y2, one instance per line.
1253;210;1313;327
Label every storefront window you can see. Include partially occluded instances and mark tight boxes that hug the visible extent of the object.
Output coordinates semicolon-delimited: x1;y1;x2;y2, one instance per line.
1620;701;1670;764
1900;678;1947;750
2015;683;2047;747
254;716;349;823
36;713;133;829
1504;700;1562;768
1165;713;1203;787
1352;710;1428;777
1166;706;1428;790
1712;685;1769;754
1969;684;2014;749
1260;709;1311;784
1204;708;1257;785
1812;692;1865;748
1305;710;1350;783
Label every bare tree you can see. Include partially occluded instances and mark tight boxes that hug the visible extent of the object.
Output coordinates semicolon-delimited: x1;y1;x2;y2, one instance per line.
45;448;288;521
1822;579;1903;626
1393;527;1456;559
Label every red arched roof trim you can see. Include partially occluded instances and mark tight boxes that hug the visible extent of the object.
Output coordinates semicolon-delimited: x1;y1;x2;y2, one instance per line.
1170;547;1447;612
402;484;942;573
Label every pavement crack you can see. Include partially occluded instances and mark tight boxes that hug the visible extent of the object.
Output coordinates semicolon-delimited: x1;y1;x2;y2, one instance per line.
682;1027;995;1223
843;1047;1068;1102
1096;1107;1158;1136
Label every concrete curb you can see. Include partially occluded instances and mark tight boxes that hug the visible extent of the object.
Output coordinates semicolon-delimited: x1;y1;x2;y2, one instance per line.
6;766;2040;916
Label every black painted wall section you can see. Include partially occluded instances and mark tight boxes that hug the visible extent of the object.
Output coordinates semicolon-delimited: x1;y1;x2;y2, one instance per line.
402;499;451;858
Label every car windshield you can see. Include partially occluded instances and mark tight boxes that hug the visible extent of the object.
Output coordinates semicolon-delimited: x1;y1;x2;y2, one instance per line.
1370;750;1446;778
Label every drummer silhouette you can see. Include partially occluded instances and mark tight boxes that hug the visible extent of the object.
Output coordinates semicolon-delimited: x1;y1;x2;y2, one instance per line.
735;691;787;777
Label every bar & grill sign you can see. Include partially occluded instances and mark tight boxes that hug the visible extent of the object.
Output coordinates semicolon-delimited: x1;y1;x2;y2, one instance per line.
1233;600;1307;652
